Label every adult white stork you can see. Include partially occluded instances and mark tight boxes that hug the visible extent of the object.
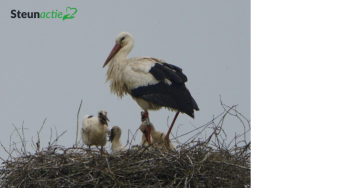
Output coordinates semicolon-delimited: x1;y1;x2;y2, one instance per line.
103;32;199;145
81;110;110;154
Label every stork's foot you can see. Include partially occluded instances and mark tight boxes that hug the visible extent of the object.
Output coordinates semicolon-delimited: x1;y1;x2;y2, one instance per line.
87;146;92;155
100;146;106;157
164;136;171;150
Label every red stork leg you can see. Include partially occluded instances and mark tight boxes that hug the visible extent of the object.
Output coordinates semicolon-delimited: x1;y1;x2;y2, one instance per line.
165;111;180;143
144;110;152;145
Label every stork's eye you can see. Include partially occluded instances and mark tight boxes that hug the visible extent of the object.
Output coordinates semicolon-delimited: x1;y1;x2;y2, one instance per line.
120;37;125;42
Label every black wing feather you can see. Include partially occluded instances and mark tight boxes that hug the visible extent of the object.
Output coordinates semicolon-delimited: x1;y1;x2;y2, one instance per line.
132;62;199;118
132;62;199;117
132;82;198;118
149;63;188;83
162;63;187;82
148;65;166;81
163;63;182;72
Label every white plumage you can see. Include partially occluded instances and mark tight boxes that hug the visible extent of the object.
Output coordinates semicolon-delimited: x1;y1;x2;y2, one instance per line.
81;110;109;153
103;32;199;145
106;56;169;111
109;126;125;153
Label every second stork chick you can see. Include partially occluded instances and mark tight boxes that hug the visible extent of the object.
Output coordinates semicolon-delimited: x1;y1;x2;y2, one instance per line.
109;126;125;153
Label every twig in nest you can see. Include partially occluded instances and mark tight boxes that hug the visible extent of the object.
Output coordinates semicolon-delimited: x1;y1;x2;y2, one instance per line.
50;130;67;146
21;121;26;154
76;100;83;147
0;142;11;159
37;118;47;152
11;124;26;155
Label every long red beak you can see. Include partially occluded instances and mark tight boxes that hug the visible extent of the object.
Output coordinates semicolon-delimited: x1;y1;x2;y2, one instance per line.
103;43;122;68
146;125;151;145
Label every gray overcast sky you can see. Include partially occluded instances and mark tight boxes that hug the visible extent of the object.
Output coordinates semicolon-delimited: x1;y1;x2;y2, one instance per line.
0;1;250;159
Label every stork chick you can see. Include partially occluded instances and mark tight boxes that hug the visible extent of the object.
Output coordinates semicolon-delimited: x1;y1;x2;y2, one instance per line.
109;126;125;153
81;110;109;154
139;121;175;151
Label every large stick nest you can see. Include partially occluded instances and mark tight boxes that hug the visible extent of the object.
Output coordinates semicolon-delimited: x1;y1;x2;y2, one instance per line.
0;104;250;187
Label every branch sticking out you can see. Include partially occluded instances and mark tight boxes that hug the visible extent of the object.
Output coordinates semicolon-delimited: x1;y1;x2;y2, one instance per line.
37;118;47;153
76;100;83;147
